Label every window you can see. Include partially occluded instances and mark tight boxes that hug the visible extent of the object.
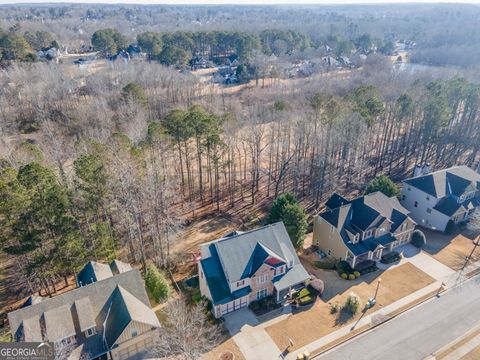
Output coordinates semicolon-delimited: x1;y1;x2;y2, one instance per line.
330;225;335;233
427;208;432;214
408;187;411;191
402;195;406;201
256;274;268;284
85;327;96;338
414;201;418;207
256;288;267;300
426;196;430;200
364;230;373;239
236;280;245;287
131;329;138;338
327;249;332;256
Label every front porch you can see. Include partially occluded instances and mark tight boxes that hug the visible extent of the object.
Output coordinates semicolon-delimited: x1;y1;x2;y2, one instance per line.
346;245;385;268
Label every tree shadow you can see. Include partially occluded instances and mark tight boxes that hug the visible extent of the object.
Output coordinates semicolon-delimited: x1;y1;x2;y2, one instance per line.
334;308;355;326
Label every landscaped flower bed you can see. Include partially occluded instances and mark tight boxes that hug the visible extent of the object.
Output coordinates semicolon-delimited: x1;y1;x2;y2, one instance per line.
293;286;318;307
248;295;281;316
381;251;402;264
354;260;378;275
336;261;361;280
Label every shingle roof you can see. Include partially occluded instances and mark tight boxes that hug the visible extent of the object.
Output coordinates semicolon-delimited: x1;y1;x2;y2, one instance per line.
77;261;113;286
74;298;96;332
109;260;132;275
200;222;309;305
320;192;413;256
8;267;153;358
44;304;76;342
103;286;160;349
19;317;42;342
325;192;349;210
404;165;480;198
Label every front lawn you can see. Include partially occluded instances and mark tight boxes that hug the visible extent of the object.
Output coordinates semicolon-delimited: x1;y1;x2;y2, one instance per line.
265;262;435;352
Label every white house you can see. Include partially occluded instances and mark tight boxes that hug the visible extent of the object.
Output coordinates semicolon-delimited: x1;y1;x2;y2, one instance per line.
400;165;480;232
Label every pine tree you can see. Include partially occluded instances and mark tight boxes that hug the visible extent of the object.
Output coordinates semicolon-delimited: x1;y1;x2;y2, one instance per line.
145;264;171;303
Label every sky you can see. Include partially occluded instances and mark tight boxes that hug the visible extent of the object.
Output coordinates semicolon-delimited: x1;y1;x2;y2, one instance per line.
0;0;479;4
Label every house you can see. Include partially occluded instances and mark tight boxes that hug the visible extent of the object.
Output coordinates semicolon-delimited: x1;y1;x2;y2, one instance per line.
198;222;310;318
8;260;159;360
313;192;416;268
400;165;480;232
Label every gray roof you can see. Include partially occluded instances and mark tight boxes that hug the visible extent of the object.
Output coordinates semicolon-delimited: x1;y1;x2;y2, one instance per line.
212;222;301;283
200;222;310;305
104;286;160;348
77;261;113;286
320;192;414;257
404;166;480;198
20;316;42;342
110;260;132;275
44;304;76;342
8;267;154;358
74;298;96;332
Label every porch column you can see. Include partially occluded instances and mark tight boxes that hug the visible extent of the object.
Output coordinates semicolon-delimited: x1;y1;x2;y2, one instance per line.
351;256;356;269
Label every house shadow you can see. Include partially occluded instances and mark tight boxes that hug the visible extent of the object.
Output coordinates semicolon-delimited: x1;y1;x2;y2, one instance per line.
420;226;477;256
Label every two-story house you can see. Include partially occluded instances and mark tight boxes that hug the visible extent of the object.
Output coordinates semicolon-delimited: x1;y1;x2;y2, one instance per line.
400;165;480;232
313;192;416;268
8;260;160;360
198;222;310;318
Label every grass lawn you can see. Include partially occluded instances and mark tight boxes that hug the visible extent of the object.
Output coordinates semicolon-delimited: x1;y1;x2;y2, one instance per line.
265;262;435;352
423;229;480;271
203;338;245;360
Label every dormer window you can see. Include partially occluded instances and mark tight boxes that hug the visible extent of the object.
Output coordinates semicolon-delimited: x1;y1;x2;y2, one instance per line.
236;280;245;287
85;327;96;338
364;230;373;239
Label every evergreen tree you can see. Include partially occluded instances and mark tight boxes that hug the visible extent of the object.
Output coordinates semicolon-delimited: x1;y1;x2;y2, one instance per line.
364;174;400;198
267;193;297;224
145;264;171;303
282;203;308;249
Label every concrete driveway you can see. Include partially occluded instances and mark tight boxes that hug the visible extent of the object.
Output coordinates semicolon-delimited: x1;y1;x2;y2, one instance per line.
399;244;456;280
223;307;259;335
223;308;283;359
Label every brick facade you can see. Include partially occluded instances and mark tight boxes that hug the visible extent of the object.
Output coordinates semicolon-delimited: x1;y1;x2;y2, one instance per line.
249;263;275;303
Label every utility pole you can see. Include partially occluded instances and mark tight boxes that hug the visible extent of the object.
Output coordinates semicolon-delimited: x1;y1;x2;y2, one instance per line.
460;236;480;273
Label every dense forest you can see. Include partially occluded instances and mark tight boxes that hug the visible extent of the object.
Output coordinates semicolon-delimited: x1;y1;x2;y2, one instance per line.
1;3;480;304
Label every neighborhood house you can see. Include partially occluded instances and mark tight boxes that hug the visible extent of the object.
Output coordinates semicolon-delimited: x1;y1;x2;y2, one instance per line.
8;260;160;360
401;165;480;232
198;222;310;318
313;192;416;268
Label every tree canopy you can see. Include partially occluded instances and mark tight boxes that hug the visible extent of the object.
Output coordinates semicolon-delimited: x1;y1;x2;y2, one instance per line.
364;175;400;198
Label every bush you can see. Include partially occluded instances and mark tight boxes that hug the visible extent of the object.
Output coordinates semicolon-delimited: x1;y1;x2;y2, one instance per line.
341;273;348;279
354;260;375;272
315;258;337;270
145;264;171;303
344;292;361;314
353;271;361;278
411;230;427;248
249;301;261;311
348;274;356;280
336;261;353;276
310;278;325;295
330;302;340;314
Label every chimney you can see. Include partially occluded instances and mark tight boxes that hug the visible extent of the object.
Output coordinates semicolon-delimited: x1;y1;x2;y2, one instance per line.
413;164;422;177
422;162;431;175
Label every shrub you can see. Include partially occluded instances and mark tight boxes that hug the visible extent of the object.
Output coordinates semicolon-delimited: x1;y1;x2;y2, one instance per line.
354;260;375;272
381;251;401;264
310;279;325;295
336;261;353;275
344;292;361;314
341;273;348;279
353;271;361;278
411;230;427;248
249;301;260;311
330;302;340;314
145;264;171;303
315;258;337;270
348;274;356;280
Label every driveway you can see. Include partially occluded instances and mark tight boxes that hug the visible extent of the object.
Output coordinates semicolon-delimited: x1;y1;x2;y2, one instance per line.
381;244;456;281
223;307;259;335
223;308;282;360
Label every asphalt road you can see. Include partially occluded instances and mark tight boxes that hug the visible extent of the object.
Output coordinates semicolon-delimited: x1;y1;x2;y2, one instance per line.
318;276;480;360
